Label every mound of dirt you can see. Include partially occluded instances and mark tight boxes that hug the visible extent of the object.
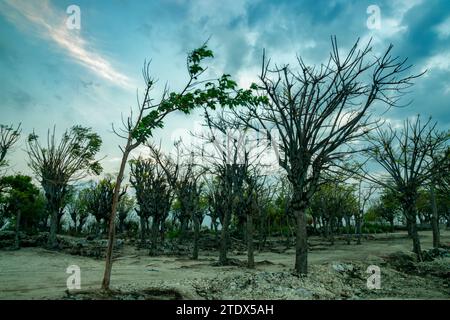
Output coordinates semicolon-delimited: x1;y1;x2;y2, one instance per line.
0;231;123;259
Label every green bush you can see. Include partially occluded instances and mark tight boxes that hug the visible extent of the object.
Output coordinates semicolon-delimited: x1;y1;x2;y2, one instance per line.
362;222;392;234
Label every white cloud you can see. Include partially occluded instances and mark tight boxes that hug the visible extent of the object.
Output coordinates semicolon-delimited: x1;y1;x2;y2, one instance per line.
0;0;133;90
435;16;450;39
424;51;450;72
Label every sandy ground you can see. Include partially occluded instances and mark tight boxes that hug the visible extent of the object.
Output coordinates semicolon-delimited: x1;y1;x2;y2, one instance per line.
0;230;449;300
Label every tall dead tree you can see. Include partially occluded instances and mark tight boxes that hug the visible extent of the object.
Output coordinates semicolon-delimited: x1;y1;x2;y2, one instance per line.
0;124;21;170
27;126;102;248
364;116;449;260
230;37;422;274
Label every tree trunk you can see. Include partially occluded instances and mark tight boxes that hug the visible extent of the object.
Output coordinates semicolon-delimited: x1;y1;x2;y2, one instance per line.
102;148;130;291
219;210;231;265
47;207;58;248
258;216;264;250
160;220;166;244
430;184;440;248
192;215;200;260
329;218;335;245
247;211;254;269
355;212;362;245
406;219;411;237
345;216;351;245
149;217;159;256
140;216;146;246
410;219;423;261
14;210;21;249
179;215;188;243
294;207;308;275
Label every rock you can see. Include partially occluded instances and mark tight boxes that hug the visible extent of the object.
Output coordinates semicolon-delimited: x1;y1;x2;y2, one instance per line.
332;263;354;273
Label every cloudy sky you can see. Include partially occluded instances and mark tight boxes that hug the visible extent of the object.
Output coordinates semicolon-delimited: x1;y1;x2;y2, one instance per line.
0;0;449;178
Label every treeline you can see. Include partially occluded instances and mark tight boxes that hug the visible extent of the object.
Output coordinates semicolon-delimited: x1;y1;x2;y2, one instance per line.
1;38;449;291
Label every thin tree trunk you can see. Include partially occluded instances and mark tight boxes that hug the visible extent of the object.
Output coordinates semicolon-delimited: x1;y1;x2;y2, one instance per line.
192;215;200;260
329;218;335;245
345;216;351;245
14;210;21;249
247;211;254;269
102;148;130;291
219;210;231;265
430;184;440;248
356;212;362;245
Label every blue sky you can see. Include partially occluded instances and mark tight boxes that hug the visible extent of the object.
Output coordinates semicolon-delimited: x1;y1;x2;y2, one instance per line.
0;0;449;177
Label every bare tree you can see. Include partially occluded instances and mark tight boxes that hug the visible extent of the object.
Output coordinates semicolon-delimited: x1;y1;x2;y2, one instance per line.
0;124;21;170
428;146;450;248
130;157;172;255
364;116;449;260
355;181;376;244
148;142;205;259
27;126;102;248
230;37;422;274
195;110;270;265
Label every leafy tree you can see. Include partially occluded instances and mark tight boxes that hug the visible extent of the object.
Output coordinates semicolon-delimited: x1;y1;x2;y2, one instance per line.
378;187;401;231
27;126;102;248
0;175;45;248
65;187;90;235
102;43;263;289
309;182;358;244
84;177;126;236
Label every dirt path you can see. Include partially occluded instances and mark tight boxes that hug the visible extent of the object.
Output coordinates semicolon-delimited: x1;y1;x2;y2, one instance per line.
0;230;449;299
